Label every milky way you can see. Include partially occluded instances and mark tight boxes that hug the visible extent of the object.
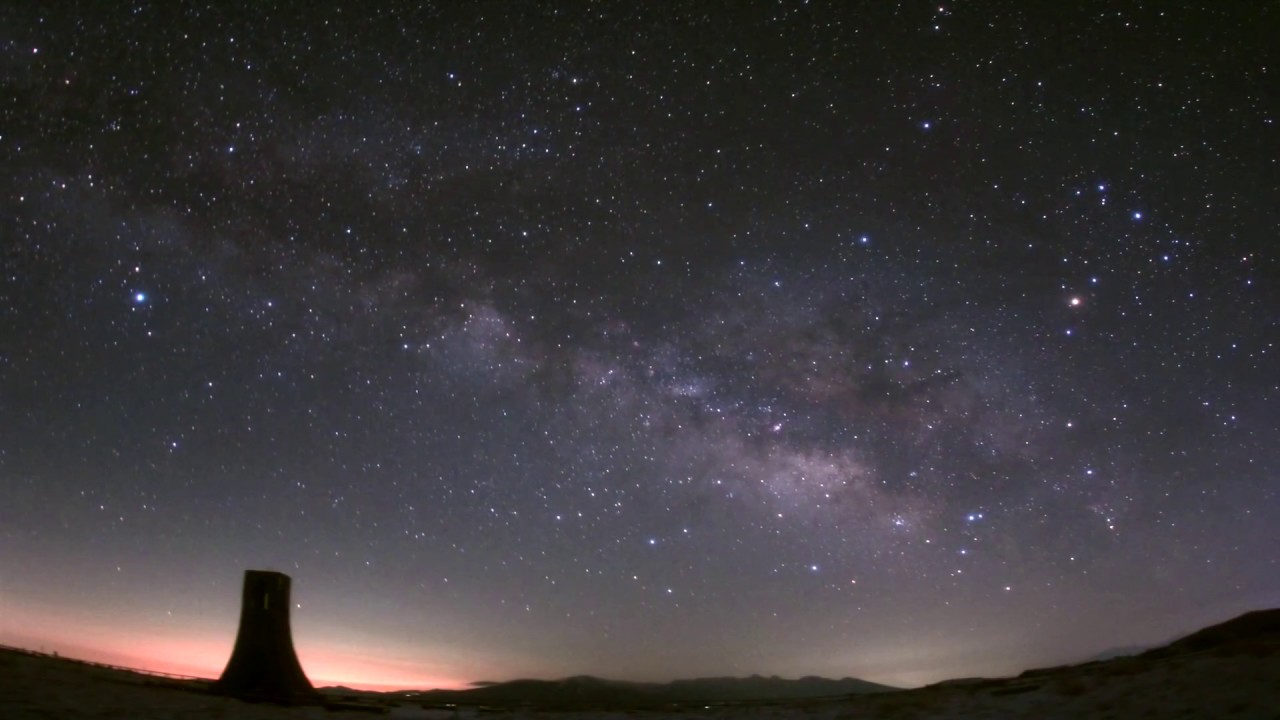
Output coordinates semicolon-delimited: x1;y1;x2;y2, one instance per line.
1;2;1275;689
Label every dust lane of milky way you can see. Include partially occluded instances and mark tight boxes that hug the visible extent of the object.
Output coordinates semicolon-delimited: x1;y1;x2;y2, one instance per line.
0;2;1275;690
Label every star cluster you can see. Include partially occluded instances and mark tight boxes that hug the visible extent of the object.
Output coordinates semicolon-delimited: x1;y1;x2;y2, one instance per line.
0;2;1275;689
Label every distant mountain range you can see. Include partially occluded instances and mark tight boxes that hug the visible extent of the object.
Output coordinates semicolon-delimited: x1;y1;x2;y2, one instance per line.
406;673;896;710
390;609;1280;711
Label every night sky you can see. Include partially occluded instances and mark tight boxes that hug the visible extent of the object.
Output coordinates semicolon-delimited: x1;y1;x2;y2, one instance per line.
1;2;1276;691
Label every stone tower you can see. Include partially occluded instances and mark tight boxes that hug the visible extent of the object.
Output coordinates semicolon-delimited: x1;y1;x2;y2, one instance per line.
211;570;318;704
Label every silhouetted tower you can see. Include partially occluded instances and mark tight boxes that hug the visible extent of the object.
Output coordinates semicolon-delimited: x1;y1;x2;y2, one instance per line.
212;570;318;704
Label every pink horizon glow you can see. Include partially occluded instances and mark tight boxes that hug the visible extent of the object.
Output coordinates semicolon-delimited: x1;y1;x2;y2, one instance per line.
0;595;476;691
0;617;472;692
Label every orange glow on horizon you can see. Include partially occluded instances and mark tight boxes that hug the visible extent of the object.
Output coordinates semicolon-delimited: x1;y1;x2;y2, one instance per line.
298;648;472;691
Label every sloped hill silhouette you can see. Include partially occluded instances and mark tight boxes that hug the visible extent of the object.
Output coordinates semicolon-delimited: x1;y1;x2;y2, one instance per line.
1140;608;1280;659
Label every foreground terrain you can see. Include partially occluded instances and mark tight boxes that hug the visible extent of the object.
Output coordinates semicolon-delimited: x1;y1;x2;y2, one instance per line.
3;609;1278;719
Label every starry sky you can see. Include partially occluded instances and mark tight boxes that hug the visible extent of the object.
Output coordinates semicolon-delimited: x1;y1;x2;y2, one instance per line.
1;1;1276;692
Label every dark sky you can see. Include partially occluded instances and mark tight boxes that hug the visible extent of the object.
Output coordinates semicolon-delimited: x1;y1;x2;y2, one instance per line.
1;1;1276;690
